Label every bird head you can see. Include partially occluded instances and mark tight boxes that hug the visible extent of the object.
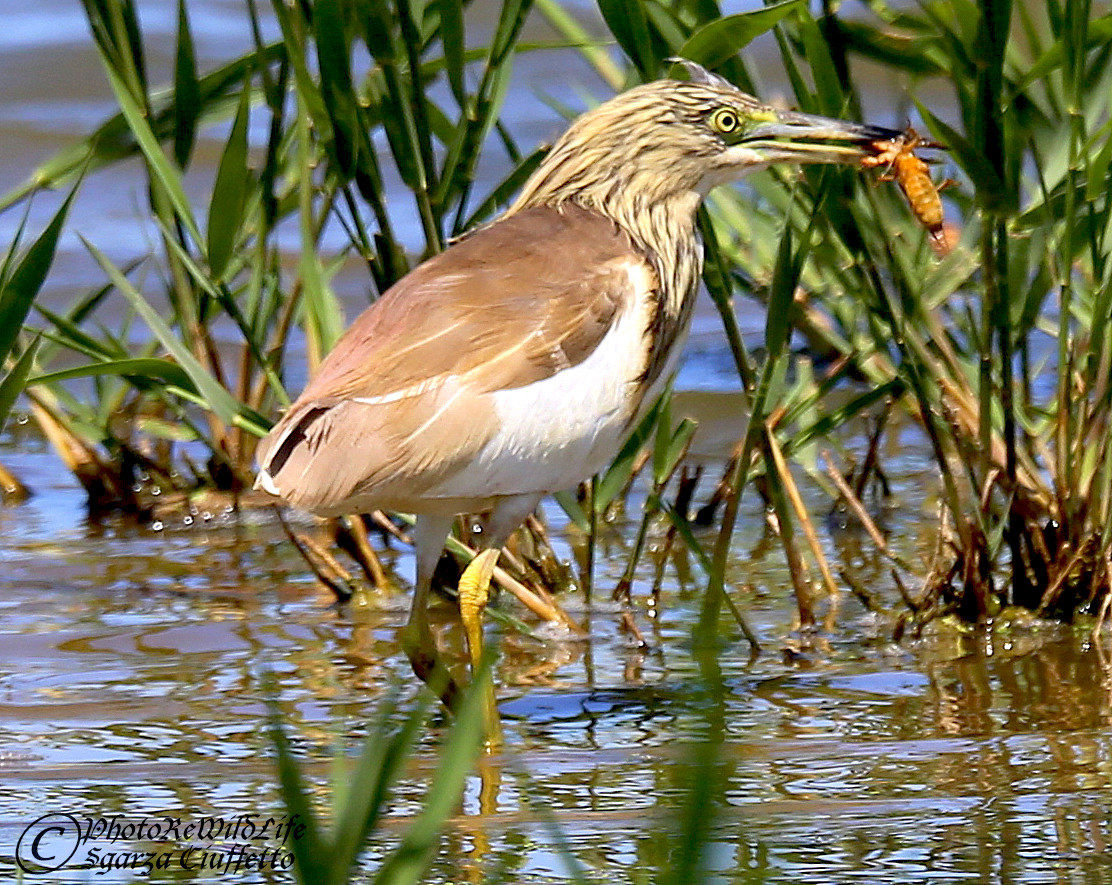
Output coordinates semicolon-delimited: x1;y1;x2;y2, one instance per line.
513;60;901;211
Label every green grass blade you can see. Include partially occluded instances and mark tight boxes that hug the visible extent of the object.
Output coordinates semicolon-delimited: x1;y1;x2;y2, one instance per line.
435;0;467;104
118;0;150;94
154;217;290;407
35;303;124;362
296;105;345;355
662;418;698;481
29;357;197;393
788;379;903;455
765;223;800;356
598;0;659;79
916;102;1009;210
207;85;252;279
172;0;199;168
0;45;281;212
652;393;674;481
0;199;34;287
0;187;76;364
833;18;943;75
461;145;546;230
99;62;203;246
671;0;806;72
0;336;41;431
798;13;846;117
315;0;360;177
330;693;433;882
82;237;265;431
660;500;713;574
371;662;492;885
270;0;333;142
265;688;331;885
595;394;665;511
553;489;590;533
489;0;531;63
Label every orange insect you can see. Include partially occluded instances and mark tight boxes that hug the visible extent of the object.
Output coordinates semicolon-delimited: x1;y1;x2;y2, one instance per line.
862;128;952;255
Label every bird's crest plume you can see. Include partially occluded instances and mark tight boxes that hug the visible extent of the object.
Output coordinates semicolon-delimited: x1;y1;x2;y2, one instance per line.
666;58;735;91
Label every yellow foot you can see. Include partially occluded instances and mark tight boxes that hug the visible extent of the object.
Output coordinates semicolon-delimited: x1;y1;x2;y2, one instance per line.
458;549;500;672
457;548;502;748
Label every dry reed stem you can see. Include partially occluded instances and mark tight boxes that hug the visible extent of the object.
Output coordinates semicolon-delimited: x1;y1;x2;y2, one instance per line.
852;400;893;500
493;539;528;578
767;428;839;599
0;460;30;503
822;450;923;614
340;515;388;589
822;451;892;556
839;567;883;613
1036;541;1090;616
274;507;354;601
371;509;411;543
26;394;102;477
937;376;1050;509
915;505;951;615
25;391;130;507
763;489;816;629
450;531;582;633
489;560;583;633
890;568;924;613
618;609;648;648
521;513;576;591
1094;555;1112;638
978;468;1000;512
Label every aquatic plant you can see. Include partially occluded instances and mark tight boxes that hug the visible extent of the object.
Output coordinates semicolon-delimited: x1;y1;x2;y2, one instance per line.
8;0;535;521
266;657;741;884
546;0;1112;632
6;0;560;592
266;664;492;885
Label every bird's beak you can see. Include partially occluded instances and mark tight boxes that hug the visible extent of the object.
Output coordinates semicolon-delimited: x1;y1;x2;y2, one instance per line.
741;110;903;165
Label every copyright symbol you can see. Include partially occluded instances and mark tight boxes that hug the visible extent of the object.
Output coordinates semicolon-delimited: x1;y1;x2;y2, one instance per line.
16;813;81;874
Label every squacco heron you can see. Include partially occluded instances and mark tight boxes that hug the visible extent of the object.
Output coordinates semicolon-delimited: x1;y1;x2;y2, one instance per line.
255;61;898;694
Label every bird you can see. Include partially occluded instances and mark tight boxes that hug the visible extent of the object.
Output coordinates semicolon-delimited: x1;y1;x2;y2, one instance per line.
254;60;899;699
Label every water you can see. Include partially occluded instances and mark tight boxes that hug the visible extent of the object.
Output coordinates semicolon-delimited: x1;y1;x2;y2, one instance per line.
3;2;1112;882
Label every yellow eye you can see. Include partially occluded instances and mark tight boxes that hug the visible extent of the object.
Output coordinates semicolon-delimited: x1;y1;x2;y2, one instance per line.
712;108;739;133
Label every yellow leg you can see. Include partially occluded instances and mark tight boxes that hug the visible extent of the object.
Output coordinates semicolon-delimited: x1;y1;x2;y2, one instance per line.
401;515;462;709
458;549;499;671
457;548;502;747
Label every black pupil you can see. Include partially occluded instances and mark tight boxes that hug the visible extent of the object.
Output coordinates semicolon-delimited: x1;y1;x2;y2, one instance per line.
719;113;735;130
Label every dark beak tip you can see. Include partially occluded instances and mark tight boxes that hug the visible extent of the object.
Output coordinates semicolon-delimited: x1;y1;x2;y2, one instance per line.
858;123;905;143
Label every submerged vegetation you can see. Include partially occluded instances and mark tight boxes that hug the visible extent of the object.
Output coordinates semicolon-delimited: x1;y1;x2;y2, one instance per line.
2;0;1111;657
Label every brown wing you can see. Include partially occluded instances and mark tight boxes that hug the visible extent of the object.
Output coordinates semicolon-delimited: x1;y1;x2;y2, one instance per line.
255;204;653;514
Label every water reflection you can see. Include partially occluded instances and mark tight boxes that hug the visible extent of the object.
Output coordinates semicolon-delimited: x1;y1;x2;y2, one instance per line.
3;506;1112;883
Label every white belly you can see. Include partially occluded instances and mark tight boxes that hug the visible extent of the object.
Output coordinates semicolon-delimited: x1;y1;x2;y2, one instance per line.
423;292;679;501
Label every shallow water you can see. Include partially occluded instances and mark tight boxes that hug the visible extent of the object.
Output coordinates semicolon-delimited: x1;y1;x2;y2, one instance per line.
3;2;1112;883
6;408;1112;884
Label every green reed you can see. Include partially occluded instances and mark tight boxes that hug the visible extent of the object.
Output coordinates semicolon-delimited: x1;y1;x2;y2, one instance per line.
775;0;1112;626
266;660;492;885
542;0;1112;630
265;656;745;885
6;0;539;520
0;190;75;432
